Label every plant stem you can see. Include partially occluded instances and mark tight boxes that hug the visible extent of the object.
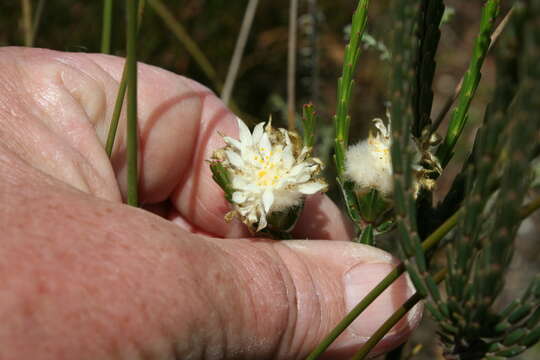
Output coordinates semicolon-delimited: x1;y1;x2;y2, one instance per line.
306;266;405;360
287;0;299;131
105;65;128;157
331;196;536;360
301;103;317;148
146;0;250;123
101;0;114;54
32;0;45;44
105;0;145;158
221;0;259;106
331;0;369;230
358;223;374;245
333;0;369;179
421;208;461;251
21;0;33;46
126;0;139;207
307;189;535;359
351;269;447;360
431;6;513;135
148;0;221;91
306;209;459;360
350;195;540;359
435;0;501;168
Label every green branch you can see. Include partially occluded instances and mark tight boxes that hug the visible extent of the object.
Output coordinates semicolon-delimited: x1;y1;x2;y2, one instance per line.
436;0;500;168
331;0;369;231
431;6;514;135
348;196;540;360
333;0;369;179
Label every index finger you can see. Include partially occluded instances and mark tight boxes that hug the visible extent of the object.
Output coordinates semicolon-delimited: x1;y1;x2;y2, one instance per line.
85;53;353;239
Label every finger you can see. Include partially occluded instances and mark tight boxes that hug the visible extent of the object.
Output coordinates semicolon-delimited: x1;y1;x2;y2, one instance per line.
0;47;123;201
167;208;216;237
3;48;351;239
85;53;354;239
292;193;355;240
3;159;420;358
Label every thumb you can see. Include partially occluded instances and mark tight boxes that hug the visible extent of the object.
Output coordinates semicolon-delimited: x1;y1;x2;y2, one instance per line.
208;239;421;359
2;160;420;359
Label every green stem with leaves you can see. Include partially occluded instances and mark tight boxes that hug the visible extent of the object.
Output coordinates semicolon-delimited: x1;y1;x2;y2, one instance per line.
349;194;540;359
436;0;500;168
345;195;540;360
333;0;368;179
431;6;514;134
331;0;369;230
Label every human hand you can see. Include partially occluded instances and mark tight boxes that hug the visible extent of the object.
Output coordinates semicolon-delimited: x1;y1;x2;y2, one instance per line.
0;47;421;359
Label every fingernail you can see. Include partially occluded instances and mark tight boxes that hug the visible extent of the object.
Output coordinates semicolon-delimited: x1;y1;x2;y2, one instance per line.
343;262;414;337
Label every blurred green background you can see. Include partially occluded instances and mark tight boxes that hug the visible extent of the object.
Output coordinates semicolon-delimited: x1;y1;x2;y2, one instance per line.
1;1;538;359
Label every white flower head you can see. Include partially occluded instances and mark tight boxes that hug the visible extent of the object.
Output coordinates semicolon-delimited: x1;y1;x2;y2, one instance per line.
345;117;394;197
344;113;437;199
212;117;327;232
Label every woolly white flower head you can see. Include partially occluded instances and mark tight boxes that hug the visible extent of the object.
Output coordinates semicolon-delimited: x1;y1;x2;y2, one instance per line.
213;117;327;232
345;117;395;197
344;114;439;199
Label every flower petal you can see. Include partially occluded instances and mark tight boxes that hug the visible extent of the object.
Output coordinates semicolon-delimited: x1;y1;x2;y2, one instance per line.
262;188;274;213
259;133;272;158
297;146;309;161
233;177;259;193
237;117;252;145
282;151;295;169
257;211;268;232
223;136;242;150
226;150;244;168
289;164;306;177
296;174;311;183
373;118;390;139
298;181;326;194
252;122;265;144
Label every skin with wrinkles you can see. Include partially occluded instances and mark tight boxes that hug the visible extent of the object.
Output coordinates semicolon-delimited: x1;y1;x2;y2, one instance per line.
0;47;420;359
